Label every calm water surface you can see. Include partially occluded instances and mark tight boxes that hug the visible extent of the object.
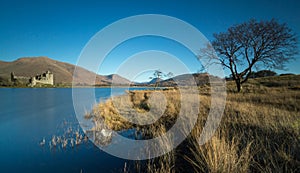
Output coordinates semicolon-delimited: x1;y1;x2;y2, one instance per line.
0;88;145;173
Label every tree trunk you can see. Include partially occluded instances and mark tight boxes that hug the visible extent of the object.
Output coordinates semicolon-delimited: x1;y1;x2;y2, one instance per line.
235;79;242;92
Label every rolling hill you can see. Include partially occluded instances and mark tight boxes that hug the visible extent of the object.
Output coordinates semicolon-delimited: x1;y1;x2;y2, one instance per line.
135;73;221;87
0;57;130;86
0;56;224;87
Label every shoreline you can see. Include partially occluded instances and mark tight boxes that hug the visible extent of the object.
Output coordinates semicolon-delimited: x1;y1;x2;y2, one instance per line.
0;85;176;89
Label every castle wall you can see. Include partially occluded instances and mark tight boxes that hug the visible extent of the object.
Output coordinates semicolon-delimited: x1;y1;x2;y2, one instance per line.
35;73;54;85
14;77;30;84
11;71;54;86
11;72;30;84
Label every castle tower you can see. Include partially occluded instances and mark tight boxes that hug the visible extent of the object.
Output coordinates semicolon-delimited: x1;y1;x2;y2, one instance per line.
11;72;15;82
30;77;36;86
48;72;54;85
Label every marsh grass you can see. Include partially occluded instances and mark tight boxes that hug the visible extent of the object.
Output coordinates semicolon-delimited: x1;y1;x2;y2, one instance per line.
185;133;252;173
86;75;300;172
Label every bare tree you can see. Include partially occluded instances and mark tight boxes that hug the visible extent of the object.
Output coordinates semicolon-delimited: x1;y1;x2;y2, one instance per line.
149;70;163;88
154;70;163;88
149;70;174;88
199;19;298;92
166;72;174;78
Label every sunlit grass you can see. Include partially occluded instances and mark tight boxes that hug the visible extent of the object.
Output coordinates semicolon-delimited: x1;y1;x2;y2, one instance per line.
86;75;300;172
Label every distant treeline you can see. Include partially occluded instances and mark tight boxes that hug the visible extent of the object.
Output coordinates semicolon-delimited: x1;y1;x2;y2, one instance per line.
226;70;295;80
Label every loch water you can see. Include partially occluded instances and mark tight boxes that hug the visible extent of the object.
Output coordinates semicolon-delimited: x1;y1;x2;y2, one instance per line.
0;88;146;173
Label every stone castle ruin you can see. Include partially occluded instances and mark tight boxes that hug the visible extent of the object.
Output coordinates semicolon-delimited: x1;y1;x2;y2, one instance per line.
11;71;54;86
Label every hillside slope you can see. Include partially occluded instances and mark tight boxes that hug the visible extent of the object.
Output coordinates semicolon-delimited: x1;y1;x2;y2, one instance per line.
0;57;130;85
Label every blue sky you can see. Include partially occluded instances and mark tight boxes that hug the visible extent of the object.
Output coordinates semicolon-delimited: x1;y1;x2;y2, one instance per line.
0;0;300;81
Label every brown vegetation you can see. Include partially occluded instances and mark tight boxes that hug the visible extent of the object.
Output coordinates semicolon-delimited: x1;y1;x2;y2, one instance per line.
86;74;300;172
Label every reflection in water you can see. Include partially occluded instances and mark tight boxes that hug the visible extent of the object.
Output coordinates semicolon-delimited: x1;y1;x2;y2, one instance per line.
39;120;90;151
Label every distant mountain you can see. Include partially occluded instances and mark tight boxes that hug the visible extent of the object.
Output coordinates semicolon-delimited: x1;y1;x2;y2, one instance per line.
149;73;208;86
0;57;223;87
133;73;221;87
104;74;133;85
0;57;130;86
161;73;212;86
148;78;162;85
133;78;162;86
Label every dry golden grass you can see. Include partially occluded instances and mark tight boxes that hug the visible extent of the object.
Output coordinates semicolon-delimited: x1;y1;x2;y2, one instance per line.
88;89;182;132
86;75;300;173
185;133;252;173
